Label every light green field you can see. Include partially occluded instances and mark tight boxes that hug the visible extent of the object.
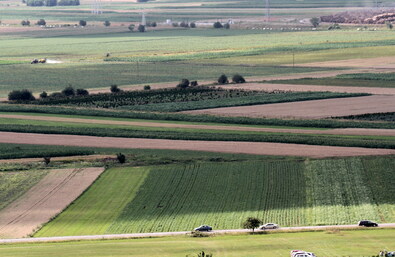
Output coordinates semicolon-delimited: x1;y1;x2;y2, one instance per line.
36;156;395;236
0;169;48;211
3;229;395;257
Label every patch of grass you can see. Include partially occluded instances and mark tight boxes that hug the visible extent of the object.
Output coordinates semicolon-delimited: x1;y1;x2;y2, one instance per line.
0;169;48;211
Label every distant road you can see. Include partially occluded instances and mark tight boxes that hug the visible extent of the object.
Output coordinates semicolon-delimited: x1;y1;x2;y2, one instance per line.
1;223;394;244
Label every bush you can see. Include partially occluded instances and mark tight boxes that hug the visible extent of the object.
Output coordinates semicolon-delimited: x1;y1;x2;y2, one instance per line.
110;84;121;93
223;23;230;29
76;88;89;96
177;79;190;88
213;21;223;28
138;24;145;32
36;19;46;26
104;20;111;27
62;86;75;96
8;90;35;101
128;24;135;31
328;23;341;30
43;157;51;165
190;81;198;87
387;22;393;30
146;21;156;27
172;22;179;27
40;91;48;99
180;21;189;28
144;85;151;90
232;74;245;83
79;20;87;26
217;74;229;84
310;17;320;28
21;20;30;26
49;92;64;98
116;153;126;164
190;22;196;28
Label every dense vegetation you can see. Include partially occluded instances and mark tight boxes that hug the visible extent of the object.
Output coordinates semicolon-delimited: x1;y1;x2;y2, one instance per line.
0;170;47;211
338;112;395;122
29;87;367;112
36;156;395;236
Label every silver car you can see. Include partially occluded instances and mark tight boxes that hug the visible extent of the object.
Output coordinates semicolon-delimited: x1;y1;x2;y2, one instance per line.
259;223;279;230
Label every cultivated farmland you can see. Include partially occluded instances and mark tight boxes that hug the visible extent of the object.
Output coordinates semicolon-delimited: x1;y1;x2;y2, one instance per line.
36;157;395;236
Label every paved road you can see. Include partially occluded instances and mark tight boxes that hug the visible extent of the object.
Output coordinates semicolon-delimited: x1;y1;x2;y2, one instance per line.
1;223;394;244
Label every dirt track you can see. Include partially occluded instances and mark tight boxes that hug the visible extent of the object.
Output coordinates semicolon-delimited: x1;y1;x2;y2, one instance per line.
1;114;395;137
0;167;104;238
0;132;393;158
186;95;395;119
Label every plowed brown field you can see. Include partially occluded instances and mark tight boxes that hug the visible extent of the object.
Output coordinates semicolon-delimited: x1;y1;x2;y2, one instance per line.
0;132;393;158
0;167;104;239
185;95;395;119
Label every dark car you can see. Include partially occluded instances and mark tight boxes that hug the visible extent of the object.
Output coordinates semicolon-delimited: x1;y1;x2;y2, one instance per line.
358;220;378;227
194;225;212;232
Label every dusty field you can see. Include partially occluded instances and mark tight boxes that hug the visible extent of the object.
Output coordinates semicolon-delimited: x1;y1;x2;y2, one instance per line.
226;83;395;95
0;167;104;238
0;132;394;158
293;56;395;69
186;95;395;119
1;114;395;137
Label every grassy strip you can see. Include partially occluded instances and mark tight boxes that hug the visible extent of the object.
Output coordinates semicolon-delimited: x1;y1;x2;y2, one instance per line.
0;123;394;149
1;104;394;129
269;77;395;88
1;230;394;257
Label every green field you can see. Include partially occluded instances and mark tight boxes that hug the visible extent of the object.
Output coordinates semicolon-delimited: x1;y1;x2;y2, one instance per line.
36;156;395;236
270;72;395;88
2;229;395;257
338;112;395;122
0;169;47;211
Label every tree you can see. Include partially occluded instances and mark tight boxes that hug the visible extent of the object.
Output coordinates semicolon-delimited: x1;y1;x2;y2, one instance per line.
128;24;135;31
138;24;145;32
36;19;46;26
76;88;89;96
217;74;229;84
213;21;223;29
223;23;230;29
79;20;87;26
8;89;35;101
110;84;121;93
116;153;126;164
21;20;30;26
387;22;393;30
190;22;196;28
177;78;190;88
243;217;261;232
180;21;189;28
62;86;75;96
104;20;111;27
190;81;198;87
232;74;245;83
310;17;320;28
143;85;151;90
40;91;48;98
43;157;51;165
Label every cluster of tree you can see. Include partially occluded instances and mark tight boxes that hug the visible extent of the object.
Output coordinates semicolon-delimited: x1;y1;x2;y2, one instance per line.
172;21;196;28
8;86;90;101
176;79;198;89
128;24;145;32
146;21;157;27
213;21;230;29
217;74;245;84
24;0;79;6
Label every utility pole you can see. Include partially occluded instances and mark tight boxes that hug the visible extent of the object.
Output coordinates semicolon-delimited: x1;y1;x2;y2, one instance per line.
265;0;270;23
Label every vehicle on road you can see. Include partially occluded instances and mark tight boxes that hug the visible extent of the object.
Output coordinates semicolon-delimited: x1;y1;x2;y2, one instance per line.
194;225;212;232
259;223;279;230
290;250;317;257
358;220;378;227
379;250;395;257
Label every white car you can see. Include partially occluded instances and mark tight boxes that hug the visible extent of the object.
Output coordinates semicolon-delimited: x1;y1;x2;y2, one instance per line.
290;250;317;257
259;223;279;230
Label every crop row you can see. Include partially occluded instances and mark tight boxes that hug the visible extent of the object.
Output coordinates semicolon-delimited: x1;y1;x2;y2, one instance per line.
0;123;394;149
1;105;395;129
37;157;395;235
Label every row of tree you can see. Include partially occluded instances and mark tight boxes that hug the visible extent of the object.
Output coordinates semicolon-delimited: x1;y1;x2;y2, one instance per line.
24;0;79;6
